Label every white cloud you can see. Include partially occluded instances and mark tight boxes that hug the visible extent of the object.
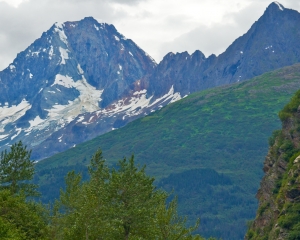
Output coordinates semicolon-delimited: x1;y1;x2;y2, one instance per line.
0;0;28;7
0;0;299;69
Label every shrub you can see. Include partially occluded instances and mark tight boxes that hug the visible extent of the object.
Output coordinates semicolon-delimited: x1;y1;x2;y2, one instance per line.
279;89;300;121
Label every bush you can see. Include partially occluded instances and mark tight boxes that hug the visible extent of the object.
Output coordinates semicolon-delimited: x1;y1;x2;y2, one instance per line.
279;89;300;121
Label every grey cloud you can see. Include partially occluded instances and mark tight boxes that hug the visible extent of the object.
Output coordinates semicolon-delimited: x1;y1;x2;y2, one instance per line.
110;0;148;5
48;0;148;5
158;23;242;60
284;0;300;11
157;1;279;60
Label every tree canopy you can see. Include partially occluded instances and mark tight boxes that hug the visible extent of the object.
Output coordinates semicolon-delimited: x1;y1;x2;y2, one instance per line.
0;144;209;239
52;149;204;239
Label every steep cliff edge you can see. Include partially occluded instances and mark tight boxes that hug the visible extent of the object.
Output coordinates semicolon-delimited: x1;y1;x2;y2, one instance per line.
246;90;300;239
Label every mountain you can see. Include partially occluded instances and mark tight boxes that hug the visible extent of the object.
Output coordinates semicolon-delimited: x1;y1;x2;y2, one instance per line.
246;75;300;239
144;2;300;98
35;63;300;239
0;17;181;159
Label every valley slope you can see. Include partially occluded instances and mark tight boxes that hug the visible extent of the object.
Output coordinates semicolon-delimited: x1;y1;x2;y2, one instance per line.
35;64;300;239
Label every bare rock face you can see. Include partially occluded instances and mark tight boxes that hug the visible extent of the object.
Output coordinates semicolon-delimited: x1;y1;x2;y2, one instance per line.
246;90;300;239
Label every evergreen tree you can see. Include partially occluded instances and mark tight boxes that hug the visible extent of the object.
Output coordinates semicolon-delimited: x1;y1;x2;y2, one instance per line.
51;149;112;239
53;149;204;239
0;141;38;196
109;155;167;239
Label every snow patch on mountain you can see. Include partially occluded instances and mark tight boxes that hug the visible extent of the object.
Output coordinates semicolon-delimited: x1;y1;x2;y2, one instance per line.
99;85;181;119
49;74;103;117
0;99;31;133
59;47;69;64
11;128;22;140
49;46;54;59
9;65;16;71
29;116;44;128
54;22;68;46
51;74;75;88
77;64;84;75
94;24;99;31
151;85;181;105
0;134;8;140
274;1;284;11
19;74;104;140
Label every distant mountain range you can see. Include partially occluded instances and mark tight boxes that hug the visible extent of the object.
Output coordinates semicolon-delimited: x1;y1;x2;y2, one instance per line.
0;2;300;160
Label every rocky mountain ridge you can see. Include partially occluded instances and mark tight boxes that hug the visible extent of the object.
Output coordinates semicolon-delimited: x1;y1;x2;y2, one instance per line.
144;2;300;98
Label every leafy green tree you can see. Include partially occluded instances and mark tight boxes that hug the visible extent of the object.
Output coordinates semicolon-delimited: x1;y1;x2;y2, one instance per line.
53;149;203;239
156;197;203;239
108;155;167;239
51;150;112;239
0;141;38;196
0;189;49;240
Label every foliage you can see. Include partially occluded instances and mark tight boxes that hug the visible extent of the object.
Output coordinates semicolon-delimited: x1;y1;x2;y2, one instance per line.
0;141;38;197
35;64;300;239
52;149;203;239
279;89;300;121
278;203;300;239
0;189;49;239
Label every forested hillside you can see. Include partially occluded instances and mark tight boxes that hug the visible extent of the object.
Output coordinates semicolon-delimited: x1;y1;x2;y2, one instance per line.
35;64;300;239
0;143;207;239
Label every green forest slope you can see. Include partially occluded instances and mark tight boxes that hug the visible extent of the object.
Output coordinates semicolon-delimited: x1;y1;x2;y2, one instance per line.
35;64;300;240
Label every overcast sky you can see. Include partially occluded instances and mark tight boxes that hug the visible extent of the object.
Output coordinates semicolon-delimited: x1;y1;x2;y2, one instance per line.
0;0;299;70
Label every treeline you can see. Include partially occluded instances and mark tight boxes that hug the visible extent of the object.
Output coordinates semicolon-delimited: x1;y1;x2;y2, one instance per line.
0;141;212;240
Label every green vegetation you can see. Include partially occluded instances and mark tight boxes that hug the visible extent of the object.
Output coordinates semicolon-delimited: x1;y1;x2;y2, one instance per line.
279;89;300;121
0;141;38;197
0;189;49;239
0;144;207;239
35;64;300;239
52;149;204;239
0;142;49;239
